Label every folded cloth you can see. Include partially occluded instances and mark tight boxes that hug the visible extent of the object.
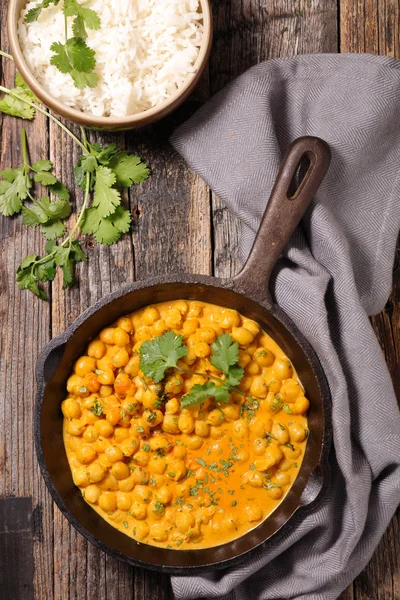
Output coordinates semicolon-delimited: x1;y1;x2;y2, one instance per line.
170;53;400;600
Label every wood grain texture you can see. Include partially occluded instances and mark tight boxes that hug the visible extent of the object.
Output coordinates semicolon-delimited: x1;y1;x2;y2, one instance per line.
340;1;400;599
1;0;399;599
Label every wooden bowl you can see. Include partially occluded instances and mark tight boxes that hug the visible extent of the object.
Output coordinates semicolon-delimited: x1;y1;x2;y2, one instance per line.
7;0;213;131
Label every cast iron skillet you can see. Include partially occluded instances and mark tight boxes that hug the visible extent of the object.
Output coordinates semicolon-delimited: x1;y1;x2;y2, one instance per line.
36;136;332;574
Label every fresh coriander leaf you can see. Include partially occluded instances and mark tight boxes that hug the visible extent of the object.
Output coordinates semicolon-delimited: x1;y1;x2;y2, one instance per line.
0;167;31;216
35;255;56;282
25;0;60;22
16;254;50;300
71;70;99;90
181;381;219;408
50;38;98;89
34;171;58;185
225;363;244;387
82;205;131;245
108;152;150;187
47;181;70;201
81;155;98;173
42;220;66;240
90;142;118;165
139;332;188;383
64;0;101;39
213;384;230;403
210;334;240;374
31;160;53;172
0;73;38;120
93;166;121;217
52;241;87;289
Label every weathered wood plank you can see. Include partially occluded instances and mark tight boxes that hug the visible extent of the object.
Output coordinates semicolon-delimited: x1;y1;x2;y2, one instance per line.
340;2;400;599
0;6;55;598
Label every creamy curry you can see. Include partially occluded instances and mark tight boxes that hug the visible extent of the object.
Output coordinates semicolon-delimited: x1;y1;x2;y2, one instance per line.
63;300;309;549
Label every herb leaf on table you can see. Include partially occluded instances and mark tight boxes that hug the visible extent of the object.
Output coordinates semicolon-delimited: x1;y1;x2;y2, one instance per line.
0;73;38;119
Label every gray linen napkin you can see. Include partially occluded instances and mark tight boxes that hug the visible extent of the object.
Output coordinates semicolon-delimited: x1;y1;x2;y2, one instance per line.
170;53;400;600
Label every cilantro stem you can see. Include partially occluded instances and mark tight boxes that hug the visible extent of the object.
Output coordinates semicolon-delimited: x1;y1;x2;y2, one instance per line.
0;85;87;153
21;128;29;171
175;366;246;397
0;50;13;61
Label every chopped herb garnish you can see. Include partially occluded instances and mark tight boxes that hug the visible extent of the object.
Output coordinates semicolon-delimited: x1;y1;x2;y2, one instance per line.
142;443;151;452
152;501;165;515
167;472;176;478
278;423;285;431
90;399;103;417
231;500;238;507
285;442;295;451
123;521;128;529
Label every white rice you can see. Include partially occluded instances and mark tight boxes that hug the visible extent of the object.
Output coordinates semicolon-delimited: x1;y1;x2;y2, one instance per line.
18;0;203;117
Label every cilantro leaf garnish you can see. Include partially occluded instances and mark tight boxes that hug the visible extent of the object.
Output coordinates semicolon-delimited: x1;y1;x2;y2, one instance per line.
0;167;31;216
64;0;101;40
210;333;245;385
139;332;188;383
25;0;60;23
108;152;151;187
50;39;99;90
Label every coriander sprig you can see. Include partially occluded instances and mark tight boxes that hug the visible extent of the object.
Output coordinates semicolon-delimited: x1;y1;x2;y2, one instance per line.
25;0;100;89
0;56;150;299
139;332;247;408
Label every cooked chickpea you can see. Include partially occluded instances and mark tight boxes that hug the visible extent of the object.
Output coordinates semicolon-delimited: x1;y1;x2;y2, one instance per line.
253;437;266;455
111;461;130;480
85;484;101;504
270;421;290;444
245;470;263;487
156;487;173;505
94;419;114;438
148;456;167;475
162;414;180;434
99;492;117;513
73;468;91;487
193;341;211;358
194;420;209;437
178;414;195;434
267;486;283;500
120;438;139;457
75;356;96;377
291;396;310;415
238;350;251;367
250;376;268;399
105;446;123;463
88;463;106;483
76;445;97;465
165;374;183;395
182;319;199;336
124;354;140;377
219;309;240;329
131;501;147;520
238;376;252;392
88;339;106;359
152;319;169;336
112;348;130;368
254;348;275;367
264;445;284;469
100;328;115;344
98;473;118;491
289;422;308;442
222;403;240;420
135;521;150;539
166;460;187;480
164;308;182;328
207;409;225;426
272;358;293;380
148;435;170;452
113;327;130;347
67;419;85;437
66;374;86;396
116;492;132;511
117;316;133;333
97;368;115;386
209;426;221;439
142;306;160;325
187;301;204;318
233;419;248;439
275;472;291;486
245;505;263;522
83;426;98;443
183;434;203;450
282;445;302;460
165;397;180;414
231;327;254;346
176;512;195;533
118;475;135;492
245;360;260;376
196;327;216;344
133;450;149;467
172;444;187;459
62;398;81;419
99;385;113;398
150;523;169;542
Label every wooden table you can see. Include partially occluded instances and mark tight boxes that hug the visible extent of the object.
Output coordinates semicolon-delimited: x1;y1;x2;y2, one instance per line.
1;1;399;599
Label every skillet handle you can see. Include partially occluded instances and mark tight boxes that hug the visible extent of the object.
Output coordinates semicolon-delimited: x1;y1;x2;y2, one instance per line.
231;136;331;305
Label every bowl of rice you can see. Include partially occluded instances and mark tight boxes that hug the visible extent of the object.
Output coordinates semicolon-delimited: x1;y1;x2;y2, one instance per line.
8;0;212;130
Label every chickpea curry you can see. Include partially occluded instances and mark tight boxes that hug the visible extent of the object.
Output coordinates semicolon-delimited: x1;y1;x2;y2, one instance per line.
63;300;309;549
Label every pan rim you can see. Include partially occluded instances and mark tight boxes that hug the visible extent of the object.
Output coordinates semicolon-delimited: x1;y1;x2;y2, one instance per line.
35;274;332;574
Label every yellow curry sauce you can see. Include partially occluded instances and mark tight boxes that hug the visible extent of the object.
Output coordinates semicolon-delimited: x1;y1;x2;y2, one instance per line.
62;301;309;549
